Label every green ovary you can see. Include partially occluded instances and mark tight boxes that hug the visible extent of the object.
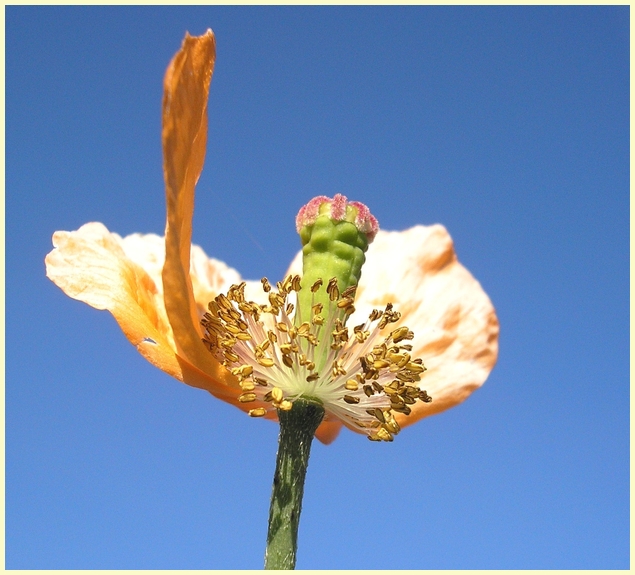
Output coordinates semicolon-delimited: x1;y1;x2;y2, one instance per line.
297;215;369;324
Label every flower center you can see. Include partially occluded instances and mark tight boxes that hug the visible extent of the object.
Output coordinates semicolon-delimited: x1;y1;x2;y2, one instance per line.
201;274;432;441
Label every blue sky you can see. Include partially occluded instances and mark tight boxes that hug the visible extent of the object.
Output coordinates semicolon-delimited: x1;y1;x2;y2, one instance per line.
6;6;629;569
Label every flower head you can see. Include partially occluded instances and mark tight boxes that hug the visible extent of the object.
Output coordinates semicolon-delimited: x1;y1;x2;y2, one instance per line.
45;30;499;444
201;194;431;441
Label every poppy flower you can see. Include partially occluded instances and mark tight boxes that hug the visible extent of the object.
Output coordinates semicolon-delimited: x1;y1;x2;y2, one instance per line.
45;30;498;445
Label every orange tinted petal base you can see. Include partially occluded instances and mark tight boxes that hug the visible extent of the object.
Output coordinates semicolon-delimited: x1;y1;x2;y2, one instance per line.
314;420;343;444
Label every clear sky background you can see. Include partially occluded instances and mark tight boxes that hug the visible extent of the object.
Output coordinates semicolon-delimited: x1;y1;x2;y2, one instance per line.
6;6;629;570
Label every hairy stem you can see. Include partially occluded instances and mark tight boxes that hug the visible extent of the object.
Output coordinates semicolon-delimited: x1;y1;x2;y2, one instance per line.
264;399;325;570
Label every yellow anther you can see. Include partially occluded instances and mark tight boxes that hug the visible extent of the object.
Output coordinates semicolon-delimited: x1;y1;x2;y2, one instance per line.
227;282;246;302
220;337;236;349
382;411;400;434
269;293;285;309
392;403;411;415
231;364;253;378
345;379;359;391
331;359;345;376
257;357;275;368
337;297;355;309
238;301;257;314
222;323;241;335
271;387;284;404
279;276;293;294
391;326;413;343
332;327;348;343
216;293;232;310
395;371;416;382
228;308;242;322
326;278;340;301
405;385;421;397
406;362;426;373
374;427;394;442
238;392;257;403
249;407;267;417
297;322;311;336
341;285;357;298
369;309;383;321
279;400;293;411
373;408;385;423
240;381;255;391
355;330;369;344
279;343;295;354
372;344;387;357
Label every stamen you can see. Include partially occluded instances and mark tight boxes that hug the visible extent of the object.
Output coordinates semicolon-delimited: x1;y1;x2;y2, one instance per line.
200;274;432;441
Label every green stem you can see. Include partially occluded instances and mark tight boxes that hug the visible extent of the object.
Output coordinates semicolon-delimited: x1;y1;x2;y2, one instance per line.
264;399;325;570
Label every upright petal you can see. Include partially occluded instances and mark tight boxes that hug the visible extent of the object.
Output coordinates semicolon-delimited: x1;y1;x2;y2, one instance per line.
161;30;233;387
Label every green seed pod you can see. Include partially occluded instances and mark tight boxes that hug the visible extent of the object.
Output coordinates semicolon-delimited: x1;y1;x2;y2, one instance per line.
295;194;379;325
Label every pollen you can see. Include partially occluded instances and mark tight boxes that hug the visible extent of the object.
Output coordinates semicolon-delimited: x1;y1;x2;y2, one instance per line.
201;275;431;442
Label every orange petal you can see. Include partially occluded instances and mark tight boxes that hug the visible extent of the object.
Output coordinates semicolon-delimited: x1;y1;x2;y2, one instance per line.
352;225;499;428
45;223;244;405
315;420;343;444
161;30;229;383
44;224;184;382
